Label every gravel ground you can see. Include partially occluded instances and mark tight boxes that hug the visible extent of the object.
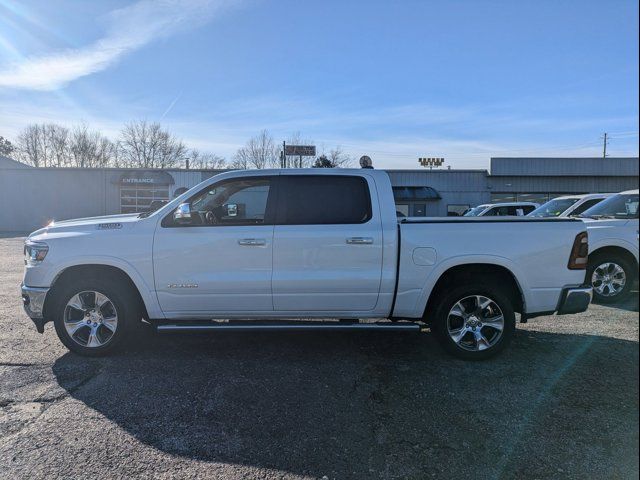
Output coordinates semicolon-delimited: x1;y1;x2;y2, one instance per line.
0;233;638;479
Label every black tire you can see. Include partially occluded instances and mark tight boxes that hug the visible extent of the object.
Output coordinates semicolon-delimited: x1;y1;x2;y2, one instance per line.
587;253;635;304
431;283;516;360
51;274;140;356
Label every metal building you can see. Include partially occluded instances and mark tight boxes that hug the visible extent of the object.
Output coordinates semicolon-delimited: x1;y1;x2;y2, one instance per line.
0;156;638;232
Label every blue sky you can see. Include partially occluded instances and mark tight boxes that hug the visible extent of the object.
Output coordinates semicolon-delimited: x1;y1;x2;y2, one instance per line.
0;0;638;168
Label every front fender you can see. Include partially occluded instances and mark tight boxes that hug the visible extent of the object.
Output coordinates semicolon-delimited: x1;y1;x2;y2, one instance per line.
28;255;164;319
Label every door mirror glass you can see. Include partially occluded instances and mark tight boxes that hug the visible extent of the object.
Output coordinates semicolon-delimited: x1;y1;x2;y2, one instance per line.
173;203;192;224
226;203;238;217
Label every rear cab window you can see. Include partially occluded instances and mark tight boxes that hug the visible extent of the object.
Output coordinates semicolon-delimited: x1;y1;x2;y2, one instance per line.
276;175;372;225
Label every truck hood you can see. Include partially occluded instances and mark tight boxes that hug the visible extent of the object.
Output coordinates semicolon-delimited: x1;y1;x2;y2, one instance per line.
28;213;142;239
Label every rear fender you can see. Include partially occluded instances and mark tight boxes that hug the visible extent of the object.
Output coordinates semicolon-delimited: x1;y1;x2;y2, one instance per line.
409;255;529;319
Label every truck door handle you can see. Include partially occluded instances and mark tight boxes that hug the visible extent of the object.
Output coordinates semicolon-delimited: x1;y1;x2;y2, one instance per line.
238;238;266;246
346;237;373;245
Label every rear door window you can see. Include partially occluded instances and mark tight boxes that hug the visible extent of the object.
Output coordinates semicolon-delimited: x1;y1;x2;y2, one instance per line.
277;176;372;225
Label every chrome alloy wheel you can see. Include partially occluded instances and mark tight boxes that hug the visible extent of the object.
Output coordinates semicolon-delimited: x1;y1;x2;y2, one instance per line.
63;291;118;348
591;262;627;298
446;295;505;352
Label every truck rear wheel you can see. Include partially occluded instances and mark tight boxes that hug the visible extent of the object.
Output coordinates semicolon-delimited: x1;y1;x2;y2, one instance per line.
431;284;515;360
51;275;138;356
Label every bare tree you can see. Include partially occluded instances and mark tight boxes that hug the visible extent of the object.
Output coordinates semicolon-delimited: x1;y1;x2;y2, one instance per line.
231;148;250;169
120;120;187;168
16;124;47;167
188;149;226;169
233;130;277;169
69;124;99;167
327;146;352;168
46;124;70;167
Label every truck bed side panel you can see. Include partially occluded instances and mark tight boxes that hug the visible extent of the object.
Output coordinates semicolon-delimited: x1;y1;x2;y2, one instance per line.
393;219;587;318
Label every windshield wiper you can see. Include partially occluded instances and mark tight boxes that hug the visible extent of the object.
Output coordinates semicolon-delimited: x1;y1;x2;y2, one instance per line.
137;211;152;218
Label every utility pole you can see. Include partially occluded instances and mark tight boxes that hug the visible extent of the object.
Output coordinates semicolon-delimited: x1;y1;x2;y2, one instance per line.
282;141;286;168
602;132;608;158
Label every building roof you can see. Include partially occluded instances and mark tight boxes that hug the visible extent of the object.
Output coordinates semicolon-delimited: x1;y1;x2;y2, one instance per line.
0;155;31;169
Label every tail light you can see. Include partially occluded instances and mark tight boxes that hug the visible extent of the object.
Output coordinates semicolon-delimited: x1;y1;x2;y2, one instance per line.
568;232;589;270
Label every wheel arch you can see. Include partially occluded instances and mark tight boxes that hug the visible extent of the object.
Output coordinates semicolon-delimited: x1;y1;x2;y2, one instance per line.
422;263;525;321
43;264;149;321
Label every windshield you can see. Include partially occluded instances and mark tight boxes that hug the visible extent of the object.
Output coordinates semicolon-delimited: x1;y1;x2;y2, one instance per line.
464;206;488;217
137;200;168;218
581;193;639;219
528;198;579;217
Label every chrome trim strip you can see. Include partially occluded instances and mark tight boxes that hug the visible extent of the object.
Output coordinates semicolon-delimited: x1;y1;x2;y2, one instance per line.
21;284;49;320
157;322;420;332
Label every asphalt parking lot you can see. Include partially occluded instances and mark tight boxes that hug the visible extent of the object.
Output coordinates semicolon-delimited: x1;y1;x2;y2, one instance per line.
0;234;638;480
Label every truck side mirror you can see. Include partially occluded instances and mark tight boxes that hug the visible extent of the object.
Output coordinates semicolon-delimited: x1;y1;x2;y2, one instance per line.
173;203;192;224
226;203;238;217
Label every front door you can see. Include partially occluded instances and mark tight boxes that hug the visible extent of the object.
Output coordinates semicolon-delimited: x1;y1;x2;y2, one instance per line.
272;175;383;312
153;176;276;317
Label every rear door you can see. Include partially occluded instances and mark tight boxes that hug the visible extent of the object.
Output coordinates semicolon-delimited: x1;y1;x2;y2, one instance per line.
272;174;383;312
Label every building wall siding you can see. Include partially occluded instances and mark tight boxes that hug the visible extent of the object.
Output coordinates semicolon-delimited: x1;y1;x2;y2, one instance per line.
0;160;638;232
489;176;639;193
491;157;639;177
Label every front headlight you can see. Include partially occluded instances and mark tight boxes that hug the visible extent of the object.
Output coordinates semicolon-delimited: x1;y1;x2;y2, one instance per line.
24;241;49;266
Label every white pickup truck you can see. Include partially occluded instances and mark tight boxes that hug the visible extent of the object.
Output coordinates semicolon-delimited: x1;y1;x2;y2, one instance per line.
21;169;592;360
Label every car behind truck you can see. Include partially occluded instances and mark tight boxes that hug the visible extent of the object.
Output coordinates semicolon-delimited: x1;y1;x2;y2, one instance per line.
22;169;592;360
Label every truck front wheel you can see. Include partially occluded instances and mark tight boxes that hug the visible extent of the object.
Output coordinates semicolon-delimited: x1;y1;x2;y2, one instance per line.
431;284;516;360
51;275;138;356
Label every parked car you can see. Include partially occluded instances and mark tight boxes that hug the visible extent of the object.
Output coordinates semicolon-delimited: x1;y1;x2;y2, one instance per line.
464;202;539;217
21;169;591;360
528;193;612;218
579;189;639;303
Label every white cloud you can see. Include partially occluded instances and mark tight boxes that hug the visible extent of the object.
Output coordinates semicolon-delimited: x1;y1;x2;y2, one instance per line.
0;0;231;90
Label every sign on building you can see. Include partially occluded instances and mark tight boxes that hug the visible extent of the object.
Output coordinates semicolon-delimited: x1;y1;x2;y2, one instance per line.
418;157;445;168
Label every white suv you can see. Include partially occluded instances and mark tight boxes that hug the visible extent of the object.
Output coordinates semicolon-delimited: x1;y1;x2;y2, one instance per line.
580;189;639;303
464;202;539;217
528;193;612;218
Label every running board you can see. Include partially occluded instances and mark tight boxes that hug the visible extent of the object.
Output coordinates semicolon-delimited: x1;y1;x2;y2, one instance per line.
156;321;421;332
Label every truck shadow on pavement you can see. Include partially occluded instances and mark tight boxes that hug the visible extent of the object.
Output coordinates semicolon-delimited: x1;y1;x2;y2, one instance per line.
52;328;639;479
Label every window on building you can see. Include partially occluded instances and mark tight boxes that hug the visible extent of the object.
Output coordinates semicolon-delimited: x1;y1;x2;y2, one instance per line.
490;193;517;203
277;176;372;225
412;203;426;216
120;185;170;214
516;193;549;205
447;204;470;216
396;204;409;218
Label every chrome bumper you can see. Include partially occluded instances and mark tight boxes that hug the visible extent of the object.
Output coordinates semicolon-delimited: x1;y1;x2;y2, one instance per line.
21;284;49;320
557;285;592;315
